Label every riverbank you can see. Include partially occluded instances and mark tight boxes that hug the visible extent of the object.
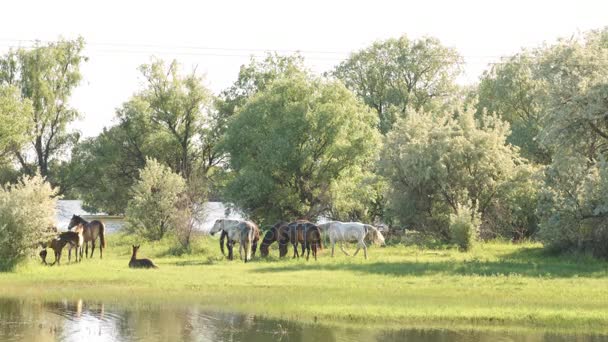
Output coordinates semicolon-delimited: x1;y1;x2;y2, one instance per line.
1;235;607;333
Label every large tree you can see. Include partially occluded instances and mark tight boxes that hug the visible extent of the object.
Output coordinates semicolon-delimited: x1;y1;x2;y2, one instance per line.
333;35;462;134
220;73;380;224
138;59;215;179
0;38;86;178
380;105;536;240
0;85;31;162
477;51;551;164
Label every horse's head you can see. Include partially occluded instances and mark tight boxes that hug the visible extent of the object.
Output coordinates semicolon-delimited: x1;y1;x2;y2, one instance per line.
131;245;140;256
369;226;386;246
209;219;223;235
67;215;82;231
260;227;278;257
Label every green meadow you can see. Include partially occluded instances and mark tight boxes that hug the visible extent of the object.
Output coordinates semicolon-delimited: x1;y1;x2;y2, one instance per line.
1;234;607;333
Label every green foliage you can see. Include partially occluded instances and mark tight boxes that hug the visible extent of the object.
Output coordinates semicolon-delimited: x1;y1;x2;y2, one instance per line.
449;204;480;251
380;105;530;240
538;155;608;258
0;85;31;162
0;38;86;180
333;35;463;134
126;158;186;241
220;72;380;224
477;52;551;164
67;59;218;212
0;174;57;270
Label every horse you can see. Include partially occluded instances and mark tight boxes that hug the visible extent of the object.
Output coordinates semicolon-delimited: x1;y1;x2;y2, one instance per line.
319;221;385;259
260;222;291;257
286;220;323;261
67;214;106;259
129;245;158;269
39;226;84;265
210;219;260;262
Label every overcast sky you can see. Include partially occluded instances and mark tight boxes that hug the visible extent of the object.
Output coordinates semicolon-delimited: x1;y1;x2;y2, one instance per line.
1;0;607;137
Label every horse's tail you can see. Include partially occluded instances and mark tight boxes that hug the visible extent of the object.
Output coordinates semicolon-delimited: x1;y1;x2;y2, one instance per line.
99;222;106;248
245;227;254;262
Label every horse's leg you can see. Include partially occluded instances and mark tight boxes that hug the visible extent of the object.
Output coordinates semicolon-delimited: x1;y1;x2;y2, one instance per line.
331;240;336;257
68;246;72;264
340;243;350;256
313;243;317;261
85;241;89;259
227;241;233;260
99;238;103;259
239;241;244;261
90;239;96;258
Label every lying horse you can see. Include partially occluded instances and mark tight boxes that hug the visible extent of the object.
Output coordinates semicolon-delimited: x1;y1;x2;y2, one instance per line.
129;245;158;269
260;222;291;257
287;220;323;261
318;221;385;259
40;226;84;265
210;219;260;262
68;215;106;259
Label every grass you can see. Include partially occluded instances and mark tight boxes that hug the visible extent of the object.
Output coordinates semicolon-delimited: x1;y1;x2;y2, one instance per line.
1;233;607;334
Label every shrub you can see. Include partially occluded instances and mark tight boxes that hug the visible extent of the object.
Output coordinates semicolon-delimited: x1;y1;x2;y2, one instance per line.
126;158;186;241
449;204;480;251
0;174;57;270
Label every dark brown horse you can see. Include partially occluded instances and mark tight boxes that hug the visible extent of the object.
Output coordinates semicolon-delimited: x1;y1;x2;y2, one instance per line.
260;222;291;257
68;215;106;259
40;226;84;265
129;245;158;269
287;220;323;261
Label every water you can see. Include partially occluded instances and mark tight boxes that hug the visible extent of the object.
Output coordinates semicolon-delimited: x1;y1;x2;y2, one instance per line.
55;201;244;234
0;298;606;342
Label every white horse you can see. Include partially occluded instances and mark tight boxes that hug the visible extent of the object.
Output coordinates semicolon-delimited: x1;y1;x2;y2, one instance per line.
209;219;260;262
318;221;385;259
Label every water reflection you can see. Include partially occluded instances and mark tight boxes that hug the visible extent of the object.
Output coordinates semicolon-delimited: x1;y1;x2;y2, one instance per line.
0;298;606;342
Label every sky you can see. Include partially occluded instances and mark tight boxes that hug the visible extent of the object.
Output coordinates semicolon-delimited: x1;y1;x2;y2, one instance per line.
0;0;607;137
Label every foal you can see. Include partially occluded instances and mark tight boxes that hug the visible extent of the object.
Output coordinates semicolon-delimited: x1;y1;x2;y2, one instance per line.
129;245;158;269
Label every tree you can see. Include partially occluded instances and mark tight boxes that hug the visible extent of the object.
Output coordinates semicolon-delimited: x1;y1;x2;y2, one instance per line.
138;59;215;179
477;51;551;164
0;38;86;179
0;174;57;270
0;85;31;162
333;35;462;133
220;73;380;224
126;158;186;241
380;105;533;240
534;28;608;257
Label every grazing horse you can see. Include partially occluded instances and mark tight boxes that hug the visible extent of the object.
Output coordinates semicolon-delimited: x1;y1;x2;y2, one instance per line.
68;215;106;259
210;219;260;262
129;245;158;269
260;222;290;257
319;221;385;259
40;226;84;265
287;220;323;261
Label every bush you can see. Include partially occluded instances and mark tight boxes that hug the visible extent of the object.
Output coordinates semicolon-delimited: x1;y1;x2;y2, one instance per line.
449;204;480;251
538;155;608;258
126;158;186;241
0;174;57;270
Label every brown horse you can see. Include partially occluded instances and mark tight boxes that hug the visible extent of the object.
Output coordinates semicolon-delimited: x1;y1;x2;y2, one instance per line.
260;222;291;257
287;220;323;261
129;245;158;269
68;215;106;259
40;226;84;265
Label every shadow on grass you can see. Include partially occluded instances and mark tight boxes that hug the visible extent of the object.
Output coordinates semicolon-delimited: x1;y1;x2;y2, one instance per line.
252;247;608;278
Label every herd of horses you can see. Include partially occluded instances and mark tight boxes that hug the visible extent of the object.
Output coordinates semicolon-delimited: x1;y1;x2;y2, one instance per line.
210;219;386;262
38;215;386;266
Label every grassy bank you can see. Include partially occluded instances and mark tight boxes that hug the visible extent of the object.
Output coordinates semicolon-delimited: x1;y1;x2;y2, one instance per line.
1;234;607;333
